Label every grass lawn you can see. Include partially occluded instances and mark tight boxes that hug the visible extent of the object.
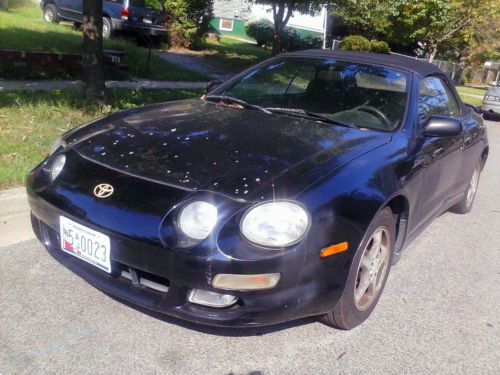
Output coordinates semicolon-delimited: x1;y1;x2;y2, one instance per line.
170;36;271;73
0;88;202;188
456;86;485;107
0;6;209;81
456;86;487;97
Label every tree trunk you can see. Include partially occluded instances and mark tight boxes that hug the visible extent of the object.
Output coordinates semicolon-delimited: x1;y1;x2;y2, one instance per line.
271;5;293;56
427;42;438;63
82;0;105;102
0;0;8;11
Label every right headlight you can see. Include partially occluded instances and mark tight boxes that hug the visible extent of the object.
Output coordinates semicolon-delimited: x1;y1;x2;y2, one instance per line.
240;201;310;248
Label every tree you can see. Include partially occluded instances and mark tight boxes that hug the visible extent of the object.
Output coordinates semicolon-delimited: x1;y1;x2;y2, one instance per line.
162;0;213;48
252;1;323;55
389;0;499;62
82;0;105;101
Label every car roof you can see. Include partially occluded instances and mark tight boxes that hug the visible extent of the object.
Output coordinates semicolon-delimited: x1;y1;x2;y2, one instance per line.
283;49;444;77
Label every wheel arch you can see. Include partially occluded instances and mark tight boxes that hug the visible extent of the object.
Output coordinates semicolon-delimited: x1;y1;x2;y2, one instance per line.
381;194;410;255
481;146;489;169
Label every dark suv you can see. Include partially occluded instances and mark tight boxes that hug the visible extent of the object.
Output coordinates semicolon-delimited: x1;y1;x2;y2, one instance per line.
40;0;168;39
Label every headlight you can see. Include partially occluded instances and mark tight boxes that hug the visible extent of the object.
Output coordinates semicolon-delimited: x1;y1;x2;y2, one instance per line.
178;201;218;240
240;201;310;248
50;154;66;182
50;137;66;155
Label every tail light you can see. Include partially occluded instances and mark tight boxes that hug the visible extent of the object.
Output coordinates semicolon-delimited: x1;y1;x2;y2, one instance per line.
162;15;169;25
120;8;129;21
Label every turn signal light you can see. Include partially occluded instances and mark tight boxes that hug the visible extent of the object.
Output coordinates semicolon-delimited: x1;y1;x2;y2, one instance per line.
212;273;281;291
320;242;349;258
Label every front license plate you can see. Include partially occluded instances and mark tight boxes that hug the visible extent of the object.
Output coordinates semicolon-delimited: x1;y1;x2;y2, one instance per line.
59;216;111;273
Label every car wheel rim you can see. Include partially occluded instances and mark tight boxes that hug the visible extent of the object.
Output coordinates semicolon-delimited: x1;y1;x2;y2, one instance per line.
466;167;479;208
44;10;53;22
354;226;390;312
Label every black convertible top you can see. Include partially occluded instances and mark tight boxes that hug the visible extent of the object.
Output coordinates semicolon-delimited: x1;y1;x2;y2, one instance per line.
286;49;443;77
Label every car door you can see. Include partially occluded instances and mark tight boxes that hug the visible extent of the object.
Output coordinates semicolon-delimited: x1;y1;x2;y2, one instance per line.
413;75;464;226
58;0;83;21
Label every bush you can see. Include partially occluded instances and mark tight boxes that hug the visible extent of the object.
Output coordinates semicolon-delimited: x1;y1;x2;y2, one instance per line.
246;19;323;52
370;41;390;54
164;0;213;49
339;35;371;52
245;19;274;47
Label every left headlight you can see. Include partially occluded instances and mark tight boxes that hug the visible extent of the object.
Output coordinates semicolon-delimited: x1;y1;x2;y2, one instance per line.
178;201;218;240
240;201;310;248
50;154;66;182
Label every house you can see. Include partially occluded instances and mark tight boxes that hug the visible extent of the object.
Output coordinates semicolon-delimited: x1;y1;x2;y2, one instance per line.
209;0;328;44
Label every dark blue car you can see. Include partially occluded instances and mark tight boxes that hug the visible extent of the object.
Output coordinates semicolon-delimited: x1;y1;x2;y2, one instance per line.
27;51;488;330
40;0;167;39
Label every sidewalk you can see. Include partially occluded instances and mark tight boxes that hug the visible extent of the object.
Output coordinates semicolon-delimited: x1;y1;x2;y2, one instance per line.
0;187;34;247
0;79;208;92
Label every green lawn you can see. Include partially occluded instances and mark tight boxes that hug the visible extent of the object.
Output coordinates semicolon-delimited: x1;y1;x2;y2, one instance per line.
0;88;202;188
456;86;487;97
0;6;209;81
456;86;485;107
193;37;271;72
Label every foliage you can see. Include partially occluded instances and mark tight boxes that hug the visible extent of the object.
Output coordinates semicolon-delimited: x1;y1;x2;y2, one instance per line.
245;19;322;52
245;19;275;47
0;88;203;187
370;40;390;54
251;1;324;54
330;0;500;64
339;35;371;52
162;0;213;48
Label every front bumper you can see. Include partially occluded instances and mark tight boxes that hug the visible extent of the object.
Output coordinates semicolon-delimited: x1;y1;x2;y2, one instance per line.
28;193;338;327
481;101;500;115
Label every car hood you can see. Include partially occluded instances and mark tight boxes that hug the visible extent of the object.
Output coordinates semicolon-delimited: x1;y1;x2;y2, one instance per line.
68;100;391;201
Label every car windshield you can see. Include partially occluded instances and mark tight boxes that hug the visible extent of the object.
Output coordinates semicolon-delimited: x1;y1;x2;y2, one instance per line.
215;58;409;131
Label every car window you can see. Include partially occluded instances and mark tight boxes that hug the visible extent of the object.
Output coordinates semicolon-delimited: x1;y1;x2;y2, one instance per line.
220;58;409;131
418;76;460;124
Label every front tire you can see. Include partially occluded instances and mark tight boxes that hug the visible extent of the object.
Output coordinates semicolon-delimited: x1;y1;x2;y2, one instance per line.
450;163;481;214
43;4;59;24
321;207;395;329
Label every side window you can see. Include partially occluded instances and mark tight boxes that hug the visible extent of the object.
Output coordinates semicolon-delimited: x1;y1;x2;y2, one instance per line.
418;76;460;124
286;66;316;94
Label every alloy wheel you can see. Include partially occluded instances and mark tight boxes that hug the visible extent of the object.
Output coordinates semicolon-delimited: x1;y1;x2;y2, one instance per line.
354;227;390;311
466;166;480;208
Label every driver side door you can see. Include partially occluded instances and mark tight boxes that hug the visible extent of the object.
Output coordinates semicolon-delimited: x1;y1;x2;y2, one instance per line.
413;75;464;226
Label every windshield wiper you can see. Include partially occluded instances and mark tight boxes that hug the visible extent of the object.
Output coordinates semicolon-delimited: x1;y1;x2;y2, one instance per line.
205;95;271;114
265;107;358;128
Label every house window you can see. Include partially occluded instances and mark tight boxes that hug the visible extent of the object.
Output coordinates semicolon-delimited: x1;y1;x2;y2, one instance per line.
219;18;234;32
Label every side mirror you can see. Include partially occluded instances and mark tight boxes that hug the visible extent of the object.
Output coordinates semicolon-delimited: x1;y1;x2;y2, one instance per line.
423;115;462;137
205;80;222;94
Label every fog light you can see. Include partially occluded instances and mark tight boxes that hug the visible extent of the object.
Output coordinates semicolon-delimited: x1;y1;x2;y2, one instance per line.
188;289;237;308
212;273;280;291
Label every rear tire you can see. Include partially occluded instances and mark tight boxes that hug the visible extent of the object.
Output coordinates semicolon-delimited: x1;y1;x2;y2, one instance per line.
450;163;481;214
102;17;112;38
43;4;59;24
320;207;395;330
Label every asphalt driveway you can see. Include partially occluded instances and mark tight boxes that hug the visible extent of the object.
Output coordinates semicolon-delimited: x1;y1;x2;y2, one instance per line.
1;121;499;375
